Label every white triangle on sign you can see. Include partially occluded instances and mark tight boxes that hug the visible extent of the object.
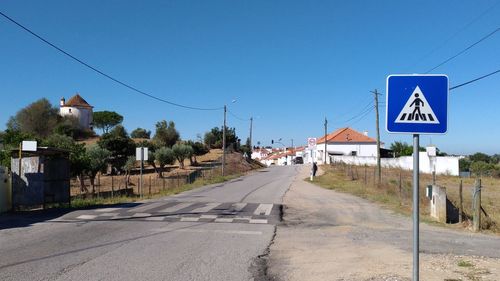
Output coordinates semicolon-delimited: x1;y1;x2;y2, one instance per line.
395;86;439;124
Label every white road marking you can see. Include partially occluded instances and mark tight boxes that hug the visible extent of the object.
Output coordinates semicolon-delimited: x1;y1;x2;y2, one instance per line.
249;219;268;224
76;215;97;220
214;218;234;223
145;217;165;221
232;203;247;212
128;202;165;213
200;214;218;219
189;203;220;213
176;229;263;235
95;208;122;213
132;213;152;217
180;217;200;222
253;204;273;216
160;202;195;213
98;213;119;217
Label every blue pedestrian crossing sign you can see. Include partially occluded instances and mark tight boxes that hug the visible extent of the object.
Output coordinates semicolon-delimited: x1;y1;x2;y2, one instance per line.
386;74;449;134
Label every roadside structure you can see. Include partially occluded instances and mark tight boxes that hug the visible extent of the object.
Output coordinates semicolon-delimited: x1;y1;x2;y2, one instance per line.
59;93;94;130
305;127;382;164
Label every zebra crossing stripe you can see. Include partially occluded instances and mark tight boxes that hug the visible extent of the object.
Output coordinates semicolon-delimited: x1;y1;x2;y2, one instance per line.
189;203;220;213
132;213;151;218
160;202;195;213
253;204;273;216
180;217;200;222
77;215;97;220
232;203;247;212
128;202;165;213
95;208;122;213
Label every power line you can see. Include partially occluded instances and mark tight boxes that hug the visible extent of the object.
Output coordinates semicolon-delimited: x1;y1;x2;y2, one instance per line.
407;1;500;71
450;68;500;90
425;27;500;73
0;10;223;111
227;109;250;121
348;107;375;127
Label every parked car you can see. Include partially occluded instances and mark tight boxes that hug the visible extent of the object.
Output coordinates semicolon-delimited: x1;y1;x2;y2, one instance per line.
293;157;304;164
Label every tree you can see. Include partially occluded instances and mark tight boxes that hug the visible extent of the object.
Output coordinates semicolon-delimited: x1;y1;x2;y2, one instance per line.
54;115;92;139
0;129;37;167
9;98;60;138
131;128;151;139
186;140;209;165
86;144;111;194
469;152;491;163
390;141;413;157
42;134;89;192
153;120;180;148
470;161;495;177
172;143;194;169
93;111;123;134
122;156;136;189
97;125;136;172
203;126;238;149
154;147;175;177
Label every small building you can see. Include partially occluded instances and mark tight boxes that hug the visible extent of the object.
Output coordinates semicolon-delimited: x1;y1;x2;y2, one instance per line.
11;147;70;210
307;127;384;164
59;93;94;130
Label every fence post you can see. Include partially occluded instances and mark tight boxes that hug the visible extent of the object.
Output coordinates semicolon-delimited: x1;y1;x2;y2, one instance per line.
399;171;402;199
149;176;152;196
472;178;481;232
364;166;367;185
137;178;140;196
459;180;463;223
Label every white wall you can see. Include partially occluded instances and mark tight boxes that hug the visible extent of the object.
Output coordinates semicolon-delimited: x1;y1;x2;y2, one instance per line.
330;152;459;176
60;106;93;130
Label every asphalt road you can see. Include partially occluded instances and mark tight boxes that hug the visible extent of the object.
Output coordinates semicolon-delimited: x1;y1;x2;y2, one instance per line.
0;165;299;281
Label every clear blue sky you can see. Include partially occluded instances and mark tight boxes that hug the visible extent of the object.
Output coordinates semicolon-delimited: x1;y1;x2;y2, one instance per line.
1;1;499;155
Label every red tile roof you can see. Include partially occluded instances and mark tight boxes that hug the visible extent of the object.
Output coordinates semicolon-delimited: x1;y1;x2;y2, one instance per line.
63;94;93;108
317;127;376;144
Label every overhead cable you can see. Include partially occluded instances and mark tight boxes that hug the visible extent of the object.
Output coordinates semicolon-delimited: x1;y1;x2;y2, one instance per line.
0;10;223;111
425;27;500;73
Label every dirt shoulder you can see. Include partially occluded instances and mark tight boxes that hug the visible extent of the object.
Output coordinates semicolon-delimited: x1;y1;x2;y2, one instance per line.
268;165;500;281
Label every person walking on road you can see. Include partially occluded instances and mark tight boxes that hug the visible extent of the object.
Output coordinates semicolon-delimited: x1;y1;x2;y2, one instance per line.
310;162;318;181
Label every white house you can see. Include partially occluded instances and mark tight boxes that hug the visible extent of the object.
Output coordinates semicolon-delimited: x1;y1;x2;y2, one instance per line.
59;94;93;130
308;127;383;164
251;148;272;160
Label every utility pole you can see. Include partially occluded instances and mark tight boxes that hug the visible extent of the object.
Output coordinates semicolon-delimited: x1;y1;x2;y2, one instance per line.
222;105;227;177
291;139;294;148
249;117;253;148
324;117;328;165
372;89;381;185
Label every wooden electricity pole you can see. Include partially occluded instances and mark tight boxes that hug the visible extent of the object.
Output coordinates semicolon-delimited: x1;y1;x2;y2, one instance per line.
249;117;253;149
222;105;227;176
324;117;328;165
372;89;381;185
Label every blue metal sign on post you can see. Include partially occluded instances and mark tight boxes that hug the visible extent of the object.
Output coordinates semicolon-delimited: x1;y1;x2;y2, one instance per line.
386;74;448;281
386;74;448;134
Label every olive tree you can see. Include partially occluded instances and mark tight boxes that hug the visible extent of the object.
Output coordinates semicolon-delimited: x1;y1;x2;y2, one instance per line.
154;147;175;177
172;143;194;169
86;144;111;194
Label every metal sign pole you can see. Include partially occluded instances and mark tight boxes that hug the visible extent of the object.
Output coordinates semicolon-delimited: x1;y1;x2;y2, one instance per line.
140;147;144;199
412;134;420;281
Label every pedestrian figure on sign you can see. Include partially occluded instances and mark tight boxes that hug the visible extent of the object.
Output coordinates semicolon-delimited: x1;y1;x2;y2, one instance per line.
310;162;318;181
410;93;424;120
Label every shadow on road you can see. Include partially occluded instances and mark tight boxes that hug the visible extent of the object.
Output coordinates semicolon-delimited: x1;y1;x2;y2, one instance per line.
0;203;140;230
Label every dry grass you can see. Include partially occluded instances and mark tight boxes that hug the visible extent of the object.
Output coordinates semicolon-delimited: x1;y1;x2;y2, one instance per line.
314;164;499;234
